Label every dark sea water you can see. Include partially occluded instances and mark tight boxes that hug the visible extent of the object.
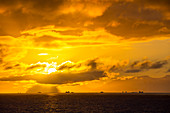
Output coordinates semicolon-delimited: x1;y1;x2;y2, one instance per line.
0;93;170;113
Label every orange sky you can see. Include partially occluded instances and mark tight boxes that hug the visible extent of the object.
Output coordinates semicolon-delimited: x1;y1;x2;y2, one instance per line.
0;0;170;93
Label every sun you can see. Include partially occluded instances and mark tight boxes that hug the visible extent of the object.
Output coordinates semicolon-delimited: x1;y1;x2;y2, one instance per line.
47;68;57;74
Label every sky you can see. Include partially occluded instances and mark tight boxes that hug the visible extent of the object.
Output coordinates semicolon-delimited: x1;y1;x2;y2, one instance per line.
0;0;170;93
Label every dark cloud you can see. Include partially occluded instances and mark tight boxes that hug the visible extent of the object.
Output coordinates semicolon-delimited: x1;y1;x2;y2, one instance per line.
1;62;21;70
4;66;12;70
109;59;169;73
139;61;151;69
130;60;168;70
14;64;20;67
87;59;98;70
108;60;129;72
130;61;140;68
0;0;64;15
26;64;46;70
167;69;170;72
163;75;170;78
21;0;64;13
55;58;169;76
0;0;91;36
2;63;21;70
109;65;122;72
0;0;169;41
0;58;2;64
38;71;106;84
136;0;170;10
57;58;100;71
125;69;141;73
57;62;77;70
0;70;106;84
93;0;170;39
109;65;117;72
150;60;168;69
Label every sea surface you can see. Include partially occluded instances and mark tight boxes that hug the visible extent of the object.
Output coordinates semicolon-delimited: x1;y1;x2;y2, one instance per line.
0;93;170;113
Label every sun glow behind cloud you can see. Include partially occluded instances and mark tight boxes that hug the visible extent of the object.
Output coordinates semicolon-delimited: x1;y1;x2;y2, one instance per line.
31;61;74;75
47;68;57;74
38;53;49;55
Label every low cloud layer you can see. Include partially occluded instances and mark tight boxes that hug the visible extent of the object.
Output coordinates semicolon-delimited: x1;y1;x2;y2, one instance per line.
0;70;106;84
26;85;59;93
98;75;170;92
126;60;168;73
0;57;170;84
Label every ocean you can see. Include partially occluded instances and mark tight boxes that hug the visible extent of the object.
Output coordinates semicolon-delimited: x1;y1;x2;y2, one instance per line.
0;93;170;113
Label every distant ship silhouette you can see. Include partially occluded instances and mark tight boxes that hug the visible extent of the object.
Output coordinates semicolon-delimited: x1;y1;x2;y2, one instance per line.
65;91;70;93
122;91;144;94
100;91;104;93
139;91;143;93
65;91;74;93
